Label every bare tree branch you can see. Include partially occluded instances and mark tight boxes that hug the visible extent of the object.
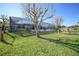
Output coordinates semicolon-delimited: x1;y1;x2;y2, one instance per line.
22;3;53;37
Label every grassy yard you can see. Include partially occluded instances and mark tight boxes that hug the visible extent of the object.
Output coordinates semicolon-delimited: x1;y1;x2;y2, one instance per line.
0;32;79;56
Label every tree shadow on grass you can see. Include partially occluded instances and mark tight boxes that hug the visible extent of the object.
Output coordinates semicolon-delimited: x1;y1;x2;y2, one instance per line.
13;31;34;37
1;40;12;45
0;32;16;45
14;31;54;37
39;36;79;54
5;32;17;39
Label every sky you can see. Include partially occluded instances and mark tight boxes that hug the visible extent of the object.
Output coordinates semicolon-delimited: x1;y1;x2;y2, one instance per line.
0;3;79;26
54;3;79;26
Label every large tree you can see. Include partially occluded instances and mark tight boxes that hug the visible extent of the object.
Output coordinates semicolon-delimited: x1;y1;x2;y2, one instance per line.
54;16;64;34
0;15;8;41
22;3;53;37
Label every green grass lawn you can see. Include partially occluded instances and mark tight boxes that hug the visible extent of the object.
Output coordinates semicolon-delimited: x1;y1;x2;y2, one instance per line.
0;32;79;56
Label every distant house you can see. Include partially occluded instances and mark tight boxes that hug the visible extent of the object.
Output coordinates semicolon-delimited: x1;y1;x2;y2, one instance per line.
9;16;54;32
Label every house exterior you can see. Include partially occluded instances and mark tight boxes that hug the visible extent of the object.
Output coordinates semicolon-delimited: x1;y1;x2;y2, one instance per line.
9;16;54;32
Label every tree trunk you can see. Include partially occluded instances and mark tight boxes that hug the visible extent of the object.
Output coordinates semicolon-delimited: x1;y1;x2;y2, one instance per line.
58;29;60;40
0;31;1;41
0;25;4;41
0;31;4;42
34;23;40;38
35;25;40;37
58;30;59;35
38;25;41;37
